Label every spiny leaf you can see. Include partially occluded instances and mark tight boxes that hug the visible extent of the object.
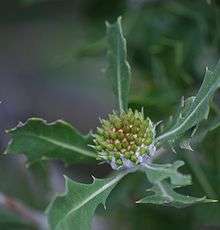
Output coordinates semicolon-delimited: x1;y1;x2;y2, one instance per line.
138;161;216;208
106;16;131;113
137;181;214;208
142;160;191;186
5;118;96;165
156;60;220;143
47;171;127;230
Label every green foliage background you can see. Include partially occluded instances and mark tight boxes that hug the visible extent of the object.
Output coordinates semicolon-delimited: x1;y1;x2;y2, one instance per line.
0;0;219;229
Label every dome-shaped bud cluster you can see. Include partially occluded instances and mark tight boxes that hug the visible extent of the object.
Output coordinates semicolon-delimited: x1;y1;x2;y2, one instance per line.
92;109;156;170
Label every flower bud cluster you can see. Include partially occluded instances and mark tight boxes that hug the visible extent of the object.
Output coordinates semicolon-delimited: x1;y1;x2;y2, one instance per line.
92;109;156;170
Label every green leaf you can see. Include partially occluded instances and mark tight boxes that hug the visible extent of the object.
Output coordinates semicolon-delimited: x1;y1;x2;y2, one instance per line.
137;181;211;208
138;161;215;208
5;118;96;165
106;17;131;113
156;60;220;143
142;160;191;186
47;171;127;230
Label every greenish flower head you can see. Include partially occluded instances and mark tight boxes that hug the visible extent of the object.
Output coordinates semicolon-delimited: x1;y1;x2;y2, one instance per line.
93;109;156;170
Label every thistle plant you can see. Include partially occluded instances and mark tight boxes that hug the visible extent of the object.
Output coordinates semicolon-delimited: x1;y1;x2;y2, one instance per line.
4;17;220;230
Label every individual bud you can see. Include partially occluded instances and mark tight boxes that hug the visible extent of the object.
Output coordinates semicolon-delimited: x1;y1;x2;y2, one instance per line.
122;138;128;148
130;144;137;152
140;146;147;155
121;148;126;153
114;139;122;150
144;136;153;145
124;151;131;159
106;144;114;151
135;137;142;145
131;155;137;163
117;129;124;139
127;134;134;141
116;159;123;166
109;131;117;139
114;152;121;159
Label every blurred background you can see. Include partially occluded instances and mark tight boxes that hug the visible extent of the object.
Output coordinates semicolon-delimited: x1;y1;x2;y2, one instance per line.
0;0;219;229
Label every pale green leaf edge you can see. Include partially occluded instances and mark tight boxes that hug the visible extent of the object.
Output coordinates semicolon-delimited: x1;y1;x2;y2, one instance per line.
106;16;131;113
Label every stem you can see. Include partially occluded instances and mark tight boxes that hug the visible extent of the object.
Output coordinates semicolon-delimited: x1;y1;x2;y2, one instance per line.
0;192;48;230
